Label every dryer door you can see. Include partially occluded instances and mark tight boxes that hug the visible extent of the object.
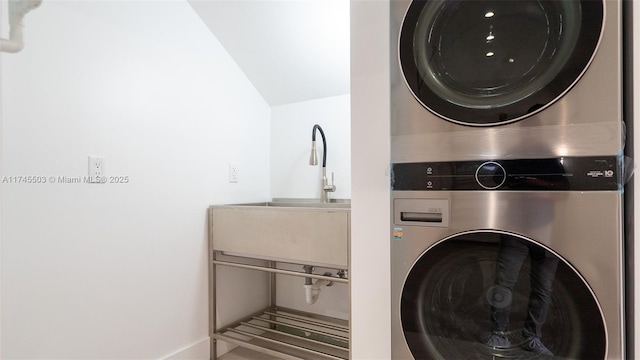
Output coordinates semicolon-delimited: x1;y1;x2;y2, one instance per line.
400;231;606;359
399;0;603;126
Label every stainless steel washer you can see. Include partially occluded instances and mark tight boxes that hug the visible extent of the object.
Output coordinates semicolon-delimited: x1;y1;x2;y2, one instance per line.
390;156;624;359
390;0;624;162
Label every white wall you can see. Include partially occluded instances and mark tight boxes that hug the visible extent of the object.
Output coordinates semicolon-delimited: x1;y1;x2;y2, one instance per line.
270;94;351;200
350;1;391;359
0;1;270;358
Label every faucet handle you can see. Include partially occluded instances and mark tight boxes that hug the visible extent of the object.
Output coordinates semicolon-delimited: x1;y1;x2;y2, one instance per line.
325;172;337;192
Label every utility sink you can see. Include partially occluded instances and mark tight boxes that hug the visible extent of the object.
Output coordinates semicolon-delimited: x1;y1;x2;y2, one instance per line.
208;199;350;268
238;198;351;209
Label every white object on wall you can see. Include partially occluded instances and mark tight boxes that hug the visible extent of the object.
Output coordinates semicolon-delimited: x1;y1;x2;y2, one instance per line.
1;0;42;53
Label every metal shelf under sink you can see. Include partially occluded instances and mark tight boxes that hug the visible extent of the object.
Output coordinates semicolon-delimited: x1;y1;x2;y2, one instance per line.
215;307;349;360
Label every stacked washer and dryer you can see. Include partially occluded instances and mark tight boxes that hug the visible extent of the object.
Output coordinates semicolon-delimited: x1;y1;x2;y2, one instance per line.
390;0;628;359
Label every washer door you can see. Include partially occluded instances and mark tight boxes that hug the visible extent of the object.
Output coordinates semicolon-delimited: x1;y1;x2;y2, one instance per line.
399;0;603;126
401;232;606;359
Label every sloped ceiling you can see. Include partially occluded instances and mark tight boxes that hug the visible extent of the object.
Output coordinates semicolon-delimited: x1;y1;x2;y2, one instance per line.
188;0;350;106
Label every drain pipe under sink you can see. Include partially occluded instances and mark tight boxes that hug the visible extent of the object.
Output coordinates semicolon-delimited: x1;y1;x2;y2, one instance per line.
1;0;43;53
302;266;333;305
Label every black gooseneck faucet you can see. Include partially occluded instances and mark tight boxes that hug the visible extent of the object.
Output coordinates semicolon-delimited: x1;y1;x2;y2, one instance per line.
309;124;336;202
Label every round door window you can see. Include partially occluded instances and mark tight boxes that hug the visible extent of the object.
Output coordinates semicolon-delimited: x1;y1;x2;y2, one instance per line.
401;232;606;359
399;0;604;126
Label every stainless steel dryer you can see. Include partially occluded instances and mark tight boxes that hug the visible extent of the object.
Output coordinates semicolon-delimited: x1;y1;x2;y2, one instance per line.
390;0;624;162
390;156;624;359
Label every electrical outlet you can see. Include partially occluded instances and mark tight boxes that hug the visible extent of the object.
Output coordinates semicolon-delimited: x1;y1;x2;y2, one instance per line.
88;156;106;184
229;163;238;183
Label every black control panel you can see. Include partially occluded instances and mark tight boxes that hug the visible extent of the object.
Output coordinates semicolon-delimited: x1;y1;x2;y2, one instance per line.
392;156;619;191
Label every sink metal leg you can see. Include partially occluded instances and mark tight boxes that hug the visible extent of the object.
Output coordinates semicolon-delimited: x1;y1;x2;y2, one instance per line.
209;244;217;359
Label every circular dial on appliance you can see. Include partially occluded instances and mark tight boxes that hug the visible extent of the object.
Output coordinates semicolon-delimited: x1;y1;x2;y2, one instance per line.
475;161;506;189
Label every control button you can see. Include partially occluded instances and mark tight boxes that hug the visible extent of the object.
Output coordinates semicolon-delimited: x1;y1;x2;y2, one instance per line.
475;161;507;189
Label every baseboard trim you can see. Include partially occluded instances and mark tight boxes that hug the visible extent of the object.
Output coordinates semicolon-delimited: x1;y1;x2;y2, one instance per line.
161;337;210;360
